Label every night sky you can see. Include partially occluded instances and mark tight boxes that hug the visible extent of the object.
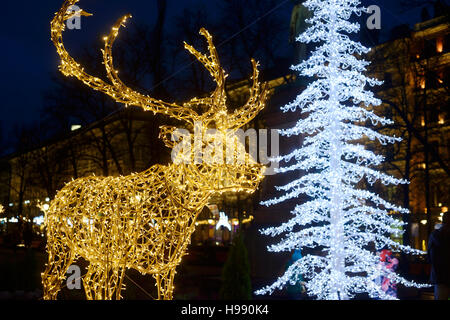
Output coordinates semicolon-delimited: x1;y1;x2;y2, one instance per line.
0;0;433;145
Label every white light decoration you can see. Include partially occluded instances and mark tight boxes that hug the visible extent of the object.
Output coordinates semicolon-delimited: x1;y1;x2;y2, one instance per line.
216;212;232;231
256;0;427;300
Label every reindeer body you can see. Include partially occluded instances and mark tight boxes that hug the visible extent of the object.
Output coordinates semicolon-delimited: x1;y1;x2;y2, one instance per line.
43;0;268;300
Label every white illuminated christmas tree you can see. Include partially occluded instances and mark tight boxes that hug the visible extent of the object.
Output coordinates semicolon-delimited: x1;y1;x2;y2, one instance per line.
256;0;426;300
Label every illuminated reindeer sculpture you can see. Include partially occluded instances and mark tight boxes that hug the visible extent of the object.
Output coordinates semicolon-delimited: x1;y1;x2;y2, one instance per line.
43;0;268;300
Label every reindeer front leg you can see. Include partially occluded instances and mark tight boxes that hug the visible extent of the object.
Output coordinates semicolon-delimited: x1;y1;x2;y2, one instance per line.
153;269;176;300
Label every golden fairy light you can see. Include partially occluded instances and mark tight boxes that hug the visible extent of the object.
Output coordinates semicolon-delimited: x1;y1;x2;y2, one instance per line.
43;0;268;300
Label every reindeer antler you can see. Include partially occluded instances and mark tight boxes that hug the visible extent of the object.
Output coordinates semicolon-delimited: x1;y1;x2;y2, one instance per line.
184;29;226;88
182;28;228;126
51;0;268;129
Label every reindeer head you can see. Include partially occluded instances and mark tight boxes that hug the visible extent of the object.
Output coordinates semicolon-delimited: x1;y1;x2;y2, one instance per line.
51;0;268;194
